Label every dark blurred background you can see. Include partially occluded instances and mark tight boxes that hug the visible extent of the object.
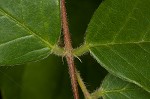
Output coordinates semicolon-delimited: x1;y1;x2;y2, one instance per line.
0;90;1;99
0;0;107;99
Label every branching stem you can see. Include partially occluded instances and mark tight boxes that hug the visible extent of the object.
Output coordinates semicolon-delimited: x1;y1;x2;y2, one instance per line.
60;0;79;99
91;88;103;99
73;44;90;57
76;70;92;99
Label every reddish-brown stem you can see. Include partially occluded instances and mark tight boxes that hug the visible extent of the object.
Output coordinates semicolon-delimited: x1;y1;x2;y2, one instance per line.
60;0;79;99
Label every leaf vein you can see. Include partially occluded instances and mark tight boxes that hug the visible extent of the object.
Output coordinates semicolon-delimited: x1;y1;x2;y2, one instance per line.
136;44;150;54
0;35;33;47
109;47;150;83
111;0;139;43
10;47;50;61
89;41;150;47
0;8;53;48
119;92;130;99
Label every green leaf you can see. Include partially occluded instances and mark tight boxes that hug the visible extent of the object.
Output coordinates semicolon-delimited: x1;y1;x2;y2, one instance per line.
0;0;61;65
92;74;150;99
0;55;73;99
85;0;150;92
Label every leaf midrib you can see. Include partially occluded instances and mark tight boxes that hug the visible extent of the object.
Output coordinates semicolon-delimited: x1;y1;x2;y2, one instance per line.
88;41;150;48
0;8;53;49
73;41;150;57
102;88;135;94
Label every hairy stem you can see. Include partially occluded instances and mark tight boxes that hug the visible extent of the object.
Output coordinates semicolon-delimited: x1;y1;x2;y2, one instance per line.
76;70;92;99
51;45;64;56
60;0;79;99
73;43;90;57
91;88;103;99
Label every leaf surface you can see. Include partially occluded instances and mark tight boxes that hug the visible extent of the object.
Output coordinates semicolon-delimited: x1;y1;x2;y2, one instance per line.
92;74;150;99
0;0;60;65
85;0;150;92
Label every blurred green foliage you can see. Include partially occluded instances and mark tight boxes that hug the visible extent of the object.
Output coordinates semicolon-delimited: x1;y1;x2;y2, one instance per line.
0;0;108;99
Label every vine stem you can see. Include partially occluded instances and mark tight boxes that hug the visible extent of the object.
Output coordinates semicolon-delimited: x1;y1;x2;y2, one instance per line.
60;0;79;99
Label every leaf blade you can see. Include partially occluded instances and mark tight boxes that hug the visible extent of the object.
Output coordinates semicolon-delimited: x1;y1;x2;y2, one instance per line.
0;0;61;65
100;75;150;99
86;0;150;92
